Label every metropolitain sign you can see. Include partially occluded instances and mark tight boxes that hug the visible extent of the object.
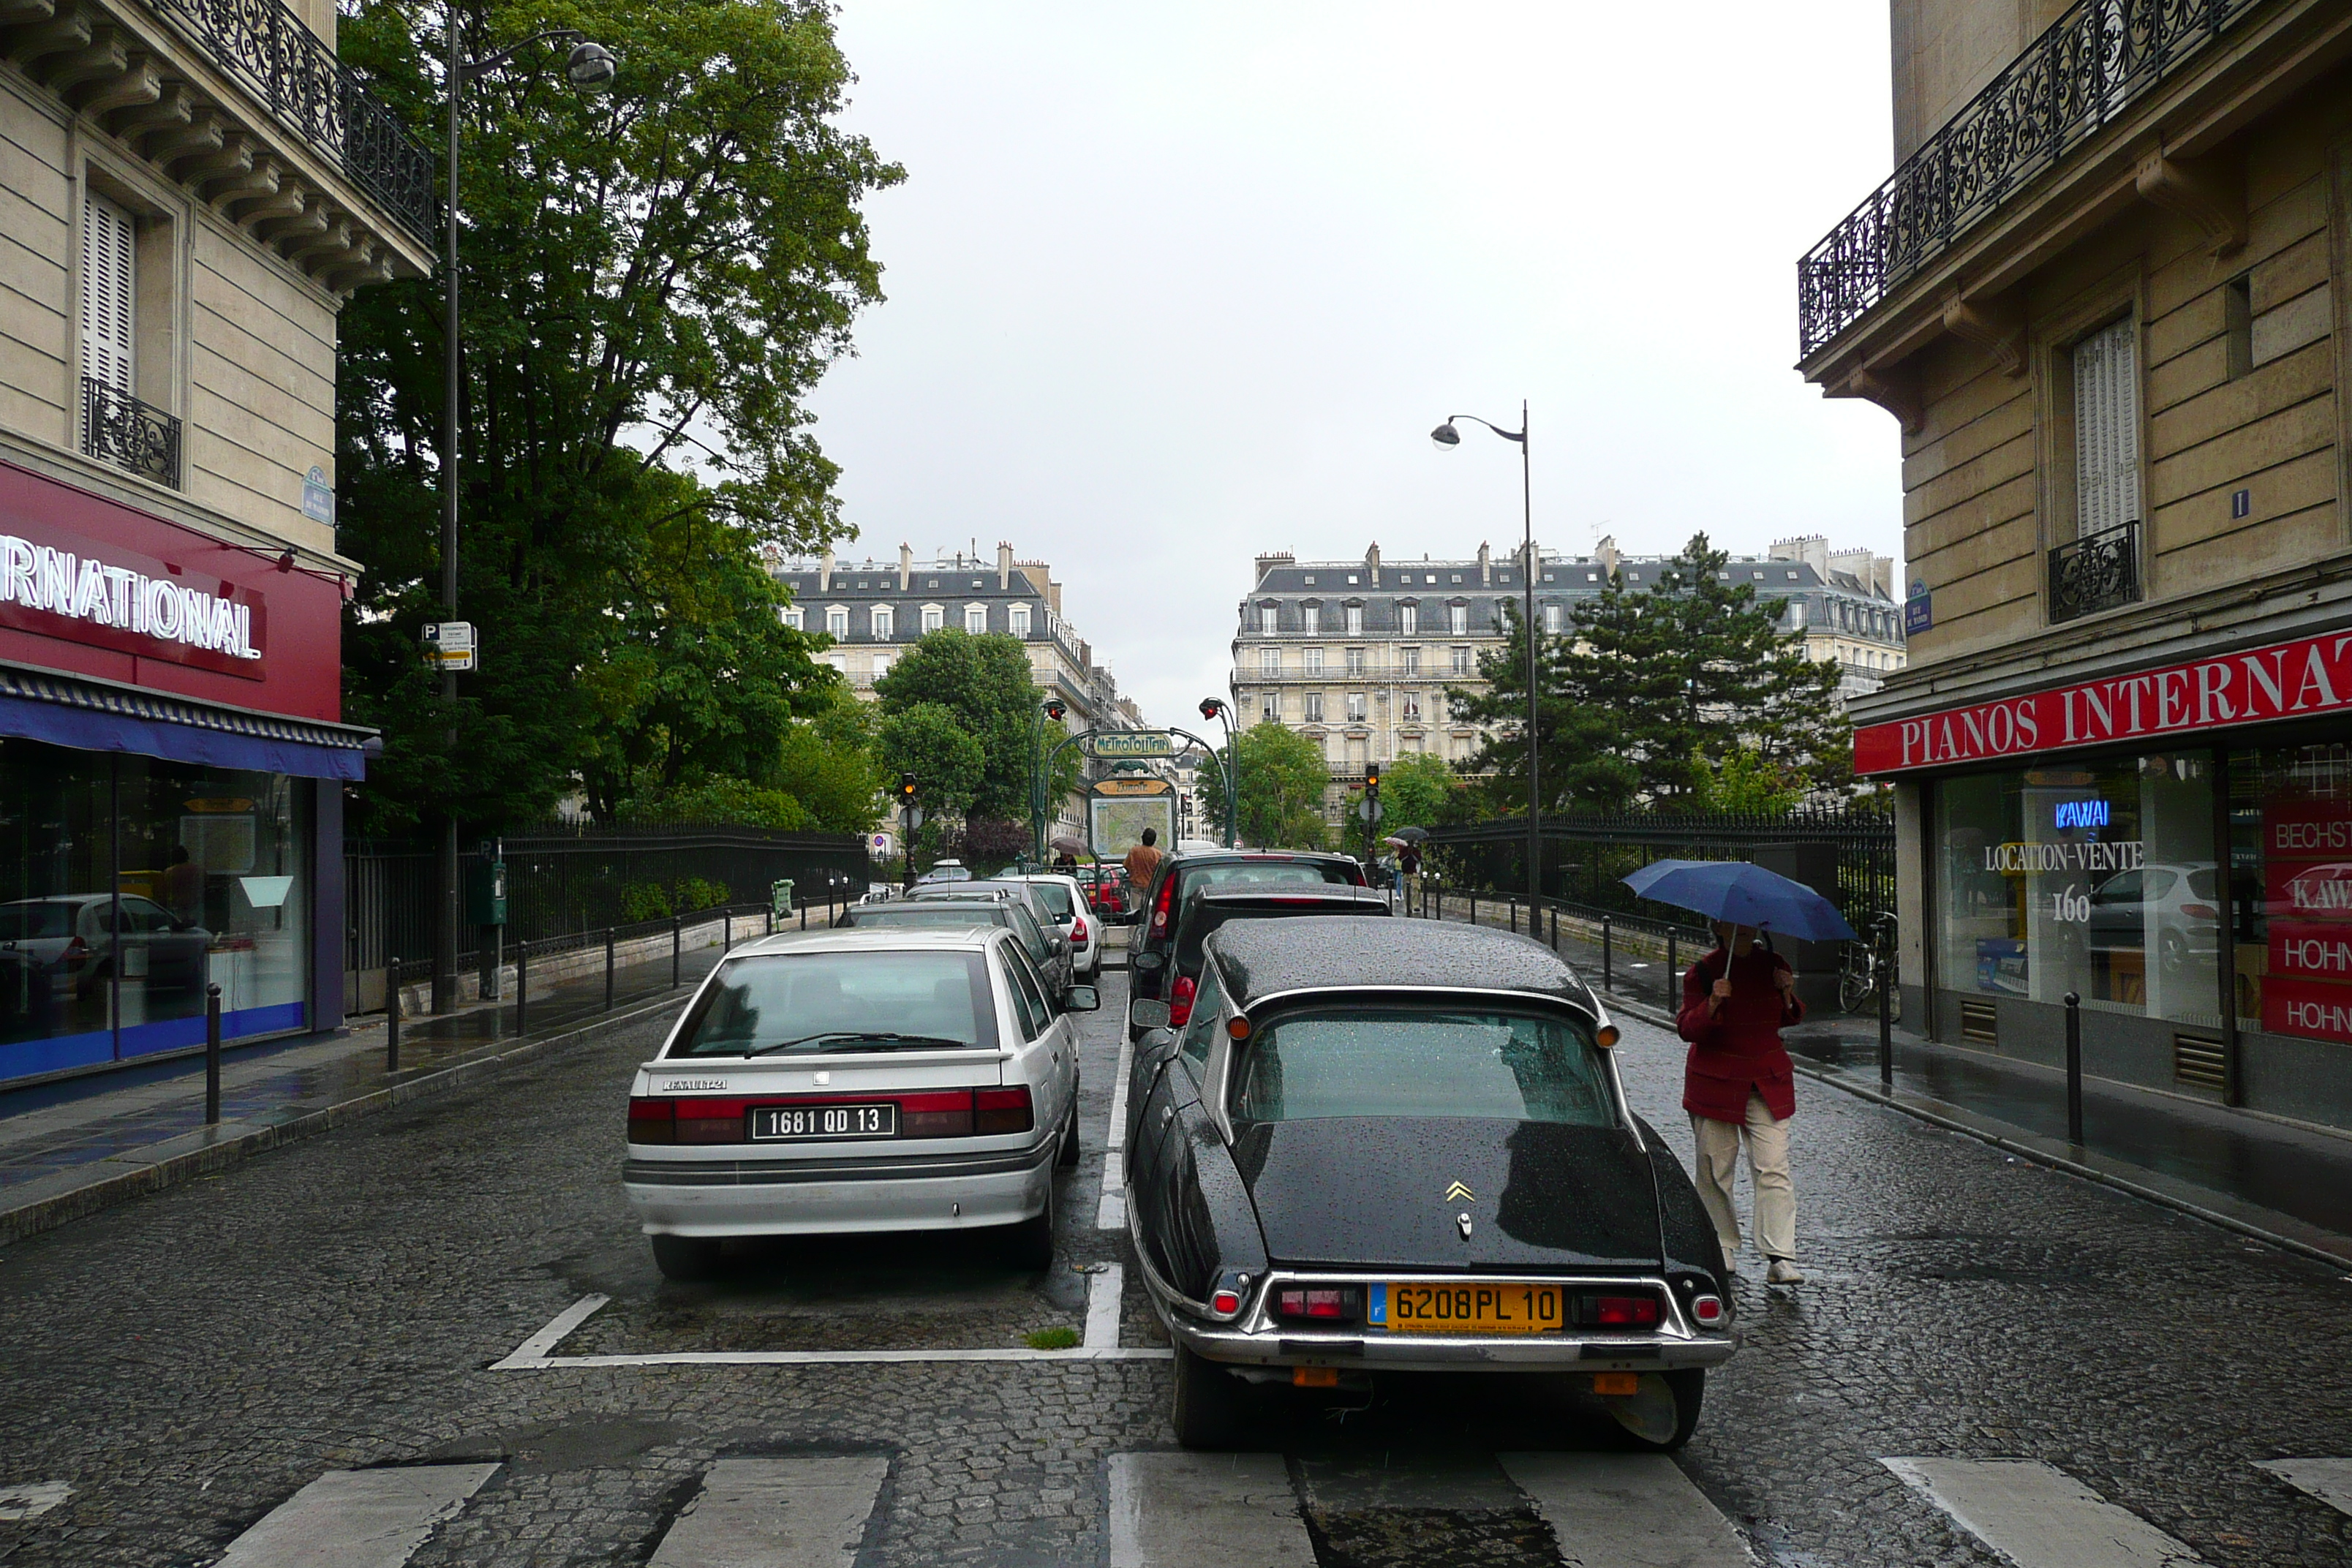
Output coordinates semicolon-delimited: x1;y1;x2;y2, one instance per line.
1854;629;2352;774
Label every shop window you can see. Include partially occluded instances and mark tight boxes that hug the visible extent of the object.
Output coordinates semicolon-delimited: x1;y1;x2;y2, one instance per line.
1934;757;2217;1029
2225;744;2352;1048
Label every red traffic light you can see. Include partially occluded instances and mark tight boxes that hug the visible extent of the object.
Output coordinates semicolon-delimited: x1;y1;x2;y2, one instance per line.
1199;699;1219;720
1044;700;1066;721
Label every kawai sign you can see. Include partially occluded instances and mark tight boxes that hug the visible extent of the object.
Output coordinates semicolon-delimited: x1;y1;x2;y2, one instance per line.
1854;628;2352;774
0;525;265;679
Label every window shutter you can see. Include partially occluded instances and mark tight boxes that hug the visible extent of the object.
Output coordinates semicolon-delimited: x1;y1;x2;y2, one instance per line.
80;193;135;393
2073;317;2141;537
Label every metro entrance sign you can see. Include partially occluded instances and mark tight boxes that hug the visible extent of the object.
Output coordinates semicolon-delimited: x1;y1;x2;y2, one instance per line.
1855;627;2352;774
1087;731;1175;758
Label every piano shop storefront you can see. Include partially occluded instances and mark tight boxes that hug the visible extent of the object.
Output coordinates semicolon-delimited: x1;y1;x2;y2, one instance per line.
1861;630;2352;1132
0;461;366;1088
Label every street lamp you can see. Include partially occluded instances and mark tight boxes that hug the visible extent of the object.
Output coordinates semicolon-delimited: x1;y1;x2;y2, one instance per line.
1032;696;1067;862
1431;403;1540;914
431;15;614;1011
1199;698;1235;848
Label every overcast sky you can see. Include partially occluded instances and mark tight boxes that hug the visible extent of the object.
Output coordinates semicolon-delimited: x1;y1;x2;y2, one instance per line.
805;1;1902;730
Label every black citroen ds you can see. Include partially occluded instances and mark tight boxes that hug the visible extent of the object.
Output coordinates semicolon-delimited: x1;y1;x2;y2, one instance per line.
1123;917;1734;1450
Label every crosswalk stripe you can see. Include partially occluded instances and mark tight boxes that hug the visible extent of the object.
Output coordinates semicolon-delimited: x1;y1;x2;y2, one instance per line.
2255;1458;2352;1516
214;1465;500;1568
1498;1452;1752;1567
648;1455;889;1568
1882;1458;2211;1568
1085;1263;1126;1349
1108;1453;1316;1568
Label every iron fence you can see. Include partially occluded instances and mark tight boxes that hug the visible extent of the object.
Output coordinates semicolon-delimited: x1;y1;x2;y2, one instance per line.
347;823;871;979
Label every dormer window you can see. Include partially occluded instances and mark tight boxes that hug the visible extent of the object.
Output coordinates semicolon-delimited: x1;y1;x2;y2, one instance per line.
921;604;944;633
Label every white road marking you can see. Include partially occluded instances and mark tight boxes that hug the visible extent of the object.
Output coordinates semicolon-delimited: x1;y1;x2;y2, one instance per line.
1096;1191;1128;1232
1882;1458;2212;1567
2255;1458;2352;1516
1108;1452;1316;1568
0;1481;72;1521
1499;1453;1752;1567
489;1292;611;1369
213;1465;499;1568
1085;1264;1124;1349
1107;1039;1132;1151
649;1455;887;1568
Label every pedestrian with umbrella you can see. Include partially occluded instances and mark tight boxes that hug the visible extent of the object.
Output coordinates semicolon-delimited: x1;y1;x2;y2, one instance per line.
1390;827;1428;910
1621;859;1856;1287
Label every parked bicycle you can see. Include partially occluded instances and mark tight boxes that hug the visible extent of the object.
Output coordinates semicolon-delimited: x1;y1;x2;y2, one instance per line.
1837;911;1898;1013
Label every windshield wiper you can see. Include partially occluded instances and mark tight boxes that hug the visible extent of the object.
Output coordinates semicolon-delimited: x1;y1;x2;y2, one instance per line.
744;1031;969;1057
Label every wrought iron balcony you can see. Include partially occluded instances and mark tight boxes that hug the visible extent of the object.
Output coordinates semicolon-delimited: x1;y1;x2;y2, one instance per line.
81;376;183;489
1798;0;2257;361
149;0;434;244
2048;520;2141;624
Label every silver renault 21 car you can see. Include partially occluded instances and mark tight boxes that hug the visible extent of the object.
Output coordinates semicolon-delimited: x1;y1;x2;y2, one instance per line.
624;927;1092;1279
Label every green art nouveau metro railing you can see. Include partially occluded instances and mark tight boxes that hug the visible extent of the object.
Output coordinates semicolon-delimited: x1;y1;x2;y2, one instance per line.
1798;0;2258;360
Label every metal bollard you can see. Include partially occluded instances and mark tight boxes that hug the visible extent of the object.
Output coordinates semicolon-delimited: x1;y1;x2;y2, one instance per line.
204;981;222;1123
1877;920;1894;1091
516;943;529;1035
1667;930;1678;1009
1548;905;1558;951
672;915;682;988
385;955;401;1072
1602;918;1612;991
2065;990;2084;1145
800;902;807;930
605;927;616;1011
1509;898;1518;935
1469;889;1477;927
723;911;731;951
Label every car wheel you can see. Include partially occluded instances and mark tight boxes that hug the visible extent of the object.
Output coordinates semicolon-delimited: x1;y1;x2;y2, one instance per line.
1007;1171;1055;1270
1606;1369;1705;1452
650;1234;725;1282
1058;1095;1082;1168
1171;1344;1251;1450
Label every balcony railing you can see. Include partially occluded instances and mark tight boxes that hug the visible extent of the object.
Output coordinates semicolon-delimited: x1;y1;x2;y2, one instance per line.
2048;520;2141;623
82;376;182;489
151;0;434;244
1798;0;2255;360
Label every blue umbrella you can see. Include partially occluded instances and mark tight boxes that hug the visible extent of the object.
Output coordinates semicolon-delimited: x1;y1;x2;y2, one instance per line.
1621;859;1858;943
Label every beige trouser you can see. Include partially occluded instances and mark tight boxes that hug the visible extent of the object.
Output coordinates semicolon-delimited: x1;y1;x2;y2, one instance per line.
1689;1093;1795;1263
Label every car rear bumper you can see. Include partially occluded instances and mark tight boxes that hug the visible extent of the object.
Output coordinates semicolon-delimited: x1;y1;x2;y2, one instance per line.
624;1137;1056;1237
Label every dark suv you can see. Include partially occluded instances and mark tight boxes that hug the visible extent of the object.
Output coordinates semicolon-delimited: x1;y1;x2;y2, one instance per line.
1126;851;1367;1039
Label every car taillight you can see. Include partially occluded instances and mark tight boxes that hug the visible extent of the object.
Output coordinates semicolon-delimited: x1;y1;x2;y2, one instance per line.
1274;1286;1361;1323
899;1090;976;1139
64;935;88;969
1580;1292;1662;1327
627;1096;675;1145
1168;973;1196;1028
2180;902;2217;919
1152;875;1175;931
674;1098;750;1144
1692;1294;1726;1327
1071;913;1088;943
976;1086;1034;1135
1210;1288;1244;1316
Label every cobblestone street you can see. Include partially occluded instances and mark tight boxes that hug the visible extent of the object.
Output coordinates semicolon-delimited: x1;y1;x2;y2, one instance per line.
3;973;2350;1567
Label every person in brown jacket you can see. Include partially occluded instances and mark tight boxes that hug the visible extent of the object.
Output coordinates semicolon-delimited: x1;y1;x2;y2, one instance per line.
1675;920;1805;1285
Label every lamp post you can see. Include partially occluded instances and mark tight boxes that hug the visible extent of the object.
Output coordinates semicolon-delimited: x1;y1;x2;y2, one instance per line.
1199;698;1236;847
1431;403;1539;913
431;17;615;1009
1031;696;1067;862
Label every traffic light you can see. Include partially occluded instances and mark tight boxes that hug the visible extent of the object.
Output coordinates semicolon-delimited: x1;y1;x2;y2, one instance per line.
898;772;918;801
1365;762;1380;793
1044;699;1066;722
1199;698;1220;720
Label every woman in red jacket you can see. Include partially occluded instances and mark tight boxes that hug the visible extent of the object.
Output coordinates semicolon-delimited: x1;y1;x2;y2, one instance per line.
1676;920;1804;1285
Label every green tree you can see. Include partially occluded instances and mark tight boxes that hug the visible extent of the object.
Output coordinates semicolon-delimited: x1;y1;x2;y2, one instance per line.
875;704;984;815
872;630;1080;823
1689;745;1805;814
1446;598;1639;815
1378;752;1461;833
334;0;901;835
1196;723;1332;851
773;686;885;833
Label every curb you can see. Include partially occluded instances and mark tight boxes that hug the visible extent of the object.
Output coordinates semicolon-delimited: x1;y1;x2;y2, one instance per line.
0;991;690;1248
1597;990;2352;1275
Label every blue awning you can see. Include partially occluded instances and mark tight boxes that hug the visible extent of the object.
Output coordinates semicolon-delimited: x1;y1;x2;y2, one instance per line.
0;668;370;780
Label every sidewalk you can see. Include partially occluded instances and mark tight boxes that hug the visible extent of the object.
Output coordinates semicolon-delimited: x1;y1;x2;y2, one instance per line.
1420;892;2352;1268
0;924;744;1246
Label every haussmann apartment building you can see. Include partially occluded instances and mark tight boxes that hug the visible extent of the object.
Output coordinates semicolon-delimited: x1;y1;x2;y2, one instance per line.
1812;0;2352;1132
0;0;430;1087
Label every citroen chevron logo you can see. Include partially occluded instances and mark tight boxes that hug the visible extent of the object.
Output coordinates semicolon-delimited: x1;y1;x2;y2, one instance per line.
1444;1181;1474;1203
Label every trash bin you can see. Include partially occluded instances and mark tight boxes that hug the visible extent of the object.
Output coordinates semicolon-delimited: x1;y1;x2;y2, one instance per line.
771;879;795;919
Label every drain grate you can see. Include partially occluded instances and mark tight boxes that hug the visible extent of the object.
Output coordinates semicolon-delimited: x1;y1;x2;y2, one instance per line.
1960;1000;1997;1044
2174;1033;2226;1091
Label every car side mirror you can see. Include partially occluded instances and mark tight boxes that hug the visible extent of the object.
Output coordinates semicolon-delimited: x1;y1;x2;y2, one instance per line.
1063;984;1100;1012
1129;999;1171;1030
1133;951;1164;973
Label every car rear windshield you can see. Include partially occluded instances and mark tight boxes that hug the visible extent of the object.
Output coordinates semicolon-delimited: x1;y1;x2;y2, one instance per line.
843;905;1009;932
0;904;71;939
1174;900;1382;972
670;951;995;1056
1229;1008;1615;1126
1026;882;1076;919
1184;862;1354;895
